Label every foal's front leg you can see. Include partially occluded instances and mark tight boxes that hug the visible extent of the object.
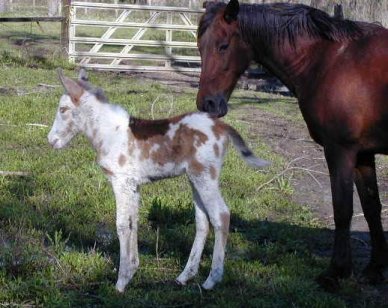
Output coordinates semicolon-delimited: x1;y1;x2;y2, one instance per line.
111;176;140;293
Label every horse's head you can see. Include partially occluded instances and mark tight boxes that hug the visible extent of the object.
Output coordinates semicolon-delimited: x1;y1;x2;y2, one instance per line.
197;0;251;117
48;69;87;149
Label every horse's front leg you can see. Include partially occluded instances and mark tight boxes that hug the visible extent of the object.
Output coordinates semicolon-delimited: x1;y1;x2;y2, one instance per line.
111;176;140;293
354;153;388;283
318;145;357;291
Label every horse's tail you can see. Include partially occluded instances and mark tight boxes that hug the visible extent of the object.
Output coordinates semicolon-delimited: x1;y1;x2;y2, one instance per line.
225;124;270;169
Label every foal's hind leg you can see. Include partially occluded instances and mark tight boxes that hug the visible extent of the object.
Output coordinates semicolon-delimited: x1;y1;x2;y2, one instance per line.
317;145;356;291
354;153;388;283
112;177;140;293
176;185;209;285
189;175;230;290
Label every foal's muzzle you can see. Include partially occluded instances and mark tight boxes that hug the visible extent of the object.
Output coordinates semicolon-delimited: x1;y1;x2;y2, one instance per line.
201;95;228;117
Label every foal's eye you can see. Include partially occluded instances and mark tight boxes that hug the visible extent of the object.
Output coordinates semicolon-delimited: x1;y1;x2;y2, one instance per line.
59;107;69;113
218;43;229;53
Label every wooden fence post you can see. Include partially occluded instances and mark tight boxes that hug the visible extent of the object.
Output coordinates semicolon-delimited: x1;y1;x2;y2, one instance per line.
61;0;71;57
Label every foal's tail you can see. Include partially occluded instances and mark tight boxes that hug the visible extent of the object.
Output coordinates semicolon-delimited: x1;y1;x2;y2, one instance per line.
225;124;270;169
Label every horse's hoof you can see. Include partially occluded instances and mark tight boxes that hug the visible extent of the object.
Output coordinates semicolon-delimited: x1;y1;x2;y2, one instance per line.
361;265;385;284
377;247;388;267
316;272;340;293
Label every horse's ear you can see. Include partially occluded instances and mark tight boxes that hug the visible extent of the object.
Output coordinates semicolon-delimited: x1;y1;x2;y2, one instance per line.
78;67;88;81
224;0;239;22
57;68;84;105
224;0;239;23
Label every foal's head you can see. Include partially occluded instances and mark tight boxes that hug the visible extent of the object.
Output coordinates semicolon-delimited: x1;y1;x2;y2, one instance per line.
197;0;251;117
48;69;91;149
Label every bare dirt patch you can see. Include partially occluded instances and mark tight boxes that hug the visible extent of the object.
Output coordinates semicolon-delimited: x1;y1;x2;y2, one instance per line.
233;103;388;233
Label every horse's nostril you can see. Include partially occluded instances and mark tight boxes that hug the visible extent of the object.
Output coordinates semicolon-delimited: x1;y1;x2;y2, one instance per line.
204;98;216;112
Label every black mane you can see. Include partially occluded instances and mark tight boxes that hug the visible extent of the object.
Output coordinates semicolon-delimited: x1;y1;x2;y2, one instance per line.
199;2;383;46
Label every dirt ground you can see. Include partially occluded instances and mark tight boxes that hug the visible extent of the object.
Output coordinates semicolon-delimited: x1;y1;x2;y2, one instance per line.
236;103;388;233
234;101;388;300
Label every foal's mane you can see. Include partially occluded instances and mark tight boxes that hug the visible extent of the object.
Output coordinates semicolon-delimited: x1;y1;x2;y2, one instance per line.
199;2;383;46
77;79;108;103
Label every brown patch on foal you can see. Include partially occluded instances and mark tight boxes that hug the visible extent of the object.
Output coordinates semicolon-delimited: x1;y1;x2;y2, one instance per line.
220;212;230;245
131;118;209;173
93;129;98;139
191;159;205;175
210;165;217;180
118;154;127;167
129;114;186;140
212;120;227;140
101;167;114;176
213;143;220;157
172;124;208;174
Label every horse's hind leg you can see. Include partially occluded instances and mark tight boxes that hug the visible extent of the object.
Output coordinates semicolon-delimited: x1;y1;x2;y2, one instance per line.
176;184;209;285
317;145;356;291
354;153;388;283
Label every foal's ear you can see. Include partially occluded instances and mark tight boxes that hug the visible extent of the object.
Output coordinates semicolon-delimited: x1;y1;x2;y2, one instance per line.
78;67;88;82
224;0;239;23
57;68;84;106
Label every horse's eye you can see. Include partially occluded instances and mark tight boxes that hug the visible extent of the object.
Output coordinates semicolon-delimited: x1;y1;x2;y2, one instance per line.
218;43;229;53
60;107;69;113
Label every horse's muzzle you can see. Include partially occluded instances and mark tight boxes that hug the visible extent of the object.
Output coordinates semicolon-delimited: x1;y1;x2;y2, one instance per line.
201;95;228;117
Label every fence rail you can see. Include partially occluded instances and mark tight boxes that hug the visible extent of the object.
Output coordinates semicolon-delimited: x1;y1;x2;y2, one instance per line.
69;1;205;73
0;17;63;22
72;2;203;13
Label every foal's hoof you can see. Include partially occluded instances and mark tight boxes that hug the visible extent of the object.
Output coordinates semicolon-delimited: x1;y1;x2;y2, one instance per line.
116;277;130;293
175;278;187;286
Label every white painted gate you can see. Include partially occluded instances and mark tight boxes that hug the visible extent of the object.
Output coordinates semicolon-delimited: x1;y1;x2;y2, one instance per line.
69;1;204;72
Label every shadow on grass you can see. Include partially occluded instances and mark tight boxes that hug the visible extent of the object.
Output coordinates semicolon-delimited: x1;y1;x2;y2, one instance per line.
2;176;388;307
0;175;381;267
0;30;59;44
230;96;297;108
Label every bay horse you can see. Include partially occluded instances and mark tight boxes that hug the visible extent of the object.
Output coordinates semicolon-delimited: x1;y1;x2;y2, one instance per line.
196;0;388;291
48;69;269;292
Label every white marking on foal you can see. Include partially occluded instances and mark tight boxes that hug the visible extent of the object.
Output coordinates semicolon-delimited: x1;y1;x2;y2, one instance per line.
48;69;270;293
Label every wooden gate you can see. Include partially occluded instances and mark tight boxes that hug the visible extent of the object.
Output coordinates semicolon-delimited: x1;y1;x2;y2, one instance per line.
69;1;204;72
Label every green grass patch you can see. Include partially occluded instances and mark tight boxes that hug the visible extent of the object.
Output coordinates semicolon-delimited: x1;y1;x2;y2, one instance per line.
0;25;386;308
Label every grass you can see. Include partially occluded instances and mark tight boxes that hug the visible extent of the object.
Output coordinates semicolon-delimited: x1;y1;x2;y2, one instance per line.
0;17;386;308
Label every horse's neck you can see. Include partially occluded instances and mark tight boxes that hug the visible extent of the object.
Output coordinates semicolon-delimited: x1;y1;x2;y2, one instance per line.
238;6;332;97
80;100;129;150
254;37;326;97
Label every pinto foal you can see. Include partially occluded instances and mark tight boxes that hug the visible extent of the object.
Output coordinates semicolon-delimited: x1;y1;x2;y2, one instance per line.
48;70;269;292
